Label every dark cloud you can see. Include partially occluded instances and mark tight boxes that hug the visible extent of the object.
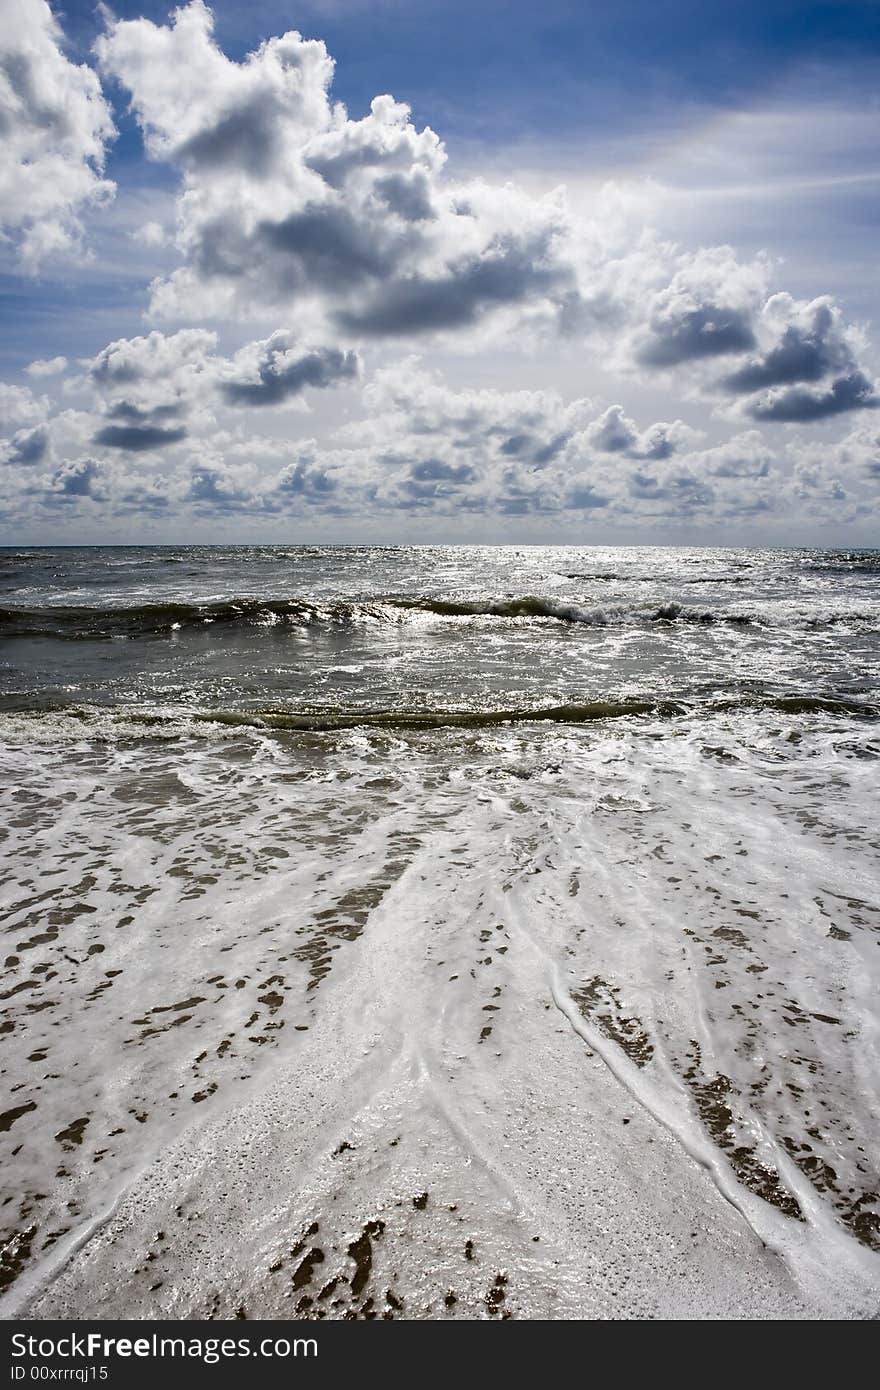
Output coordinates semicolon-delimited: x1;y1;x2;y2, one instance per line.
499;434;533;457
305;141;412;191
275;458;337;497
99;10;570;337
721;300;856;394
498;431;570;465
567;485;609;509
585;406;693;461
374;171;434;222
104;400;185;424
337;241;566;337
745;371;878;423
532;432;571;464
220;335;360;407
86;330;214;450
408;459;474;484
177;100;279;175
587;408;635;453
93;423;188;451
2;424;49;466
48;458;102;501
628;469;713;506
187;467;252;509
497;496;534;515
636;303;756;368
258;205;402;293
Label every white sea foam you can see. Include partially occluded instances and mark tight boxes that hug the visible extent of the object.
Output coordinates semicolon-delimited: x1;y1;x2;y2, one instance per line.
1;708;878;1317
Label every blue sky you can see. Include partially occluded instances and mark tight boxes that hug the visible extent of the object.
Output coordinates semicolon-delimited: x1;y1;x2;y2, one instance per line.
1;0;879;542
69;3;880;130
57;2;880;162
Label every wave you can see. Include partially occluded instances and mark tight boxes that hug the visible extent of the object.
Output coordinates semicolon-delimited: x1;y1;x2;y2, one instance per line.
809;550;880;572
2;593;879;640
390;595;754;624
388;595;630;624
0;598;344;639
0;693;875;739
0;595;750;638
562;572;753;585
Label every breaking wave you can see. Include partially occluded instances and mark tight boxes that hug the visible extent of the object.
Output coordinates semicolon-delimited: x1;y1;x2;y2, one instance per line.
0;692;876;740
2;593;878;640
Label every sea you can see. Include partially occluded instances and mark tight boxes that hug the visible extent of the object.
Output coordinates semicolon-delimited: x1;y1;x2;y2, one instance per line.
0;544;878;1318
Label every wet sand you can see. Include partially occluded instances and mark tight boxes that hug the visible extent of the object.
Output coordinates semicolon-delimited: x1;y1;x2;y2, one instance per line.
5;802;879;1320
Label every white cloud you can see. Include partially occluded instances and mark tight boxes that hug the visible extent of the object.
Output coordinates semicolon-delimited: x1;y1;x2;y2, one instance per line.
25;355;68;378
0;381;49;432
627;245;768;369
130;221;168;247
1;5;878;541
97;2;574;337
3;354;876;535
87;326;219;397
0;0;115;269
83;327;217;452
93;2;879;438
72;326;360;452
305;363;779;521
584;405;701;460
789;424;880;487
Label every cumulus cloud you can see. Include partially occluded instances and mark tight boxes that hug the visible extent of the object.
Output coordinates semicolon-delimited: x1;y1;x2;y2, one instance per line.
2;6;878;538
187;463;254;509
218;331;360;407
327;363;778;520
584;405;700;459
0;0;115;269
0;381;55;472
91;0;880;450
46;456;104;502
26;355;68;378
274;448;339;501
84;328;217;452
335;214;567;338
88;327;218;393
719;294;879;422
837;427;880;480
0;381;49;433
70;326;363;453
97;2;573;336
0;423;50;467
741;370;877;423
358;361;593;472
789;426;880;488
92;421;189;452
629;247;766;368
723;296;855;392
690;430;773;479
6;354;874;532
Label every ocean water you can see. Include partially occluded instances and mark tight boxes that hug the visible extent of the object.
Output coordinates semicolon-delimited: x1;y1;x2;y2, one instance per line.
0;544;878;1319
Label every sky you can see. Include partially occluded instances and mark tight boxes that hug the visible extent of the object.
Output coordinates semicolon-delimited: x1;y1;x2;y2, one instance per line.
1;0;879;544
